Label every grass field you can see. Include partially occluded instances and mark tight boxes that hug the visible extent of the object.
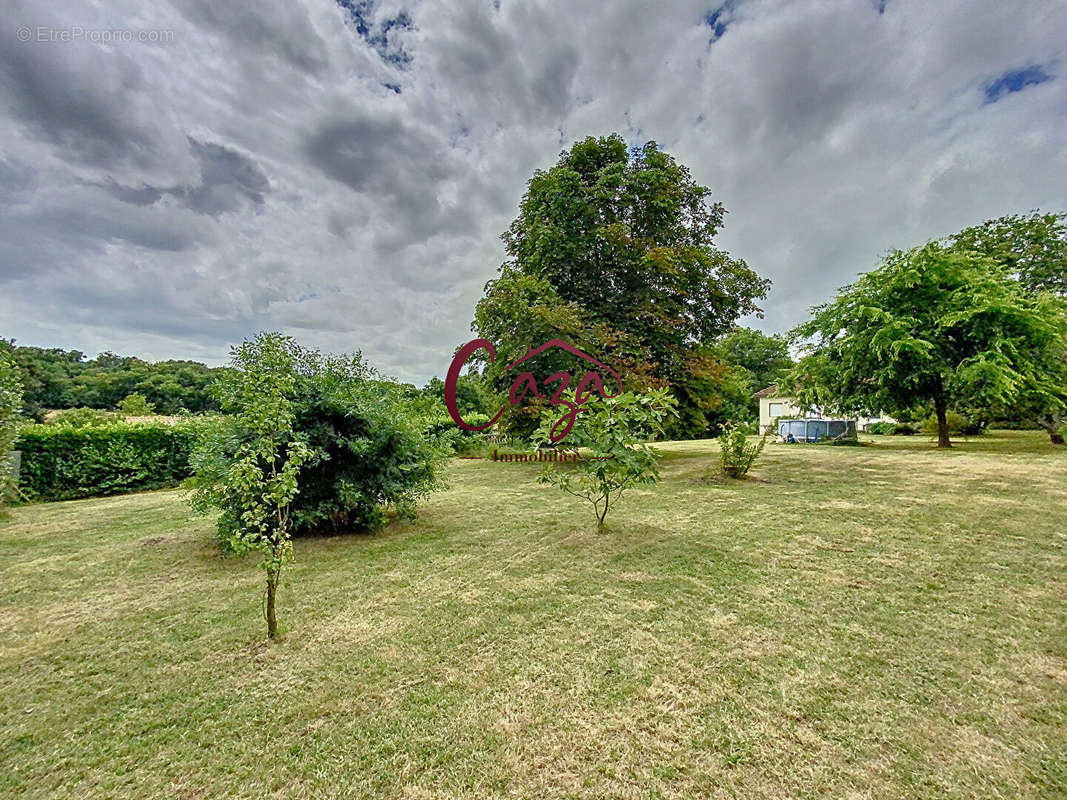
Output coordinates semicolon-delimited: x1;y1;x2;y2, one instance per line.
1;431;1065;799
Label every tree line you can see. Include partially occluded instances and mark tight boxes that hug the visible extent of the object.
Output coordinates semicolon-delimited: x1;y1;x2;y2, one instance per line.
3;344;224;419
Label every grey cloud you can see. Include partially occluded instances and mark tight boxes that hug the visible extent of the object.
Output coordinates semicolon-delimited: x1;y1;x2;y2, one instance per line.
181;138;270;215
303;111;480;248
171;0;330;74
0;20;164;171
99;138;269;216
101;180;164;207
304;113;451;194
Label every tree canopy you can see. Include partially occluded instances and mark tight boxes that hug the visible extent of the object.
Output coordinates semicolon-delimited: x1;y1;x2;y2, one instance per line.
471;134;769;438
711;327;792;392
948;210;1067;297
946;210;1067;442
790;242;1067;447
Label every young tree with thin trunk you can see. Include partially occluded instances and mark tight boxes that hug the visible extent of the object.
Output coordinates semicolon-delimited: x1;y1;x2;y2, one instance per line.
188;333;315;639
533;389;676;533
790;242;1066;449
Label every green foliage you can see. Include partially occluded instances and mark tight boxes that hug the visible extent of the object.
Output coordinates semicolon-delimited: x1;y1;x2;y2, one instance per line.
421;412;491;455
189;336;446;538
186;333;315;639
420;374;499;420
6;341;222;418
791;242;1067;448
0;347;25;505
472;134;769;439
118;392;156;416
46;407;119;427
712;327;794;393
918;411;985;438
16;422;199;501
866;421;919;435
865;421;894;435
287;363;447;536
663;346;756;439
717;423;767;479
948;210;1067;297
946;211;1067;443
533;388;677;533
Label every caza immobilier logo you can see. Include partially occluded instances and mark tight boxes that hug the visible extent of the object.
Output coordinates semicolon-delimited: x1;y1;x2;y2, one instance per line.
443;337;622;444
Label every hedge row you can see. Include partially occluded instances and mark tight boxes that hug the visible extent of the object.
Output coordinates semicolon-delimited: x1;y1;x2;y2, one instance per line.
16;422;200;502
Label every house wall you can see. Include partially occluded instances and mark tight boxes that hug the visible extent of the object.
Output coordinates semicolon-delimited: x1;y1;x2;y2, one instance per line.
759;396;804;432
758;395;895;433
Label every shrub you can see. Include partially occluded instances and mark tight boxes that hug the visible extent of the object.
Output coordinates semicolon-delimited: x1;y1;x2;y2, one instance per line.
1;349;24;505
17;422;199;501
189;338;446;542
421;412;490;455
45;407;118;427
919;411;984;438
863;421;918;436
286;372;447;536
118;392;155;416
718;422;768;478
865;421;896;435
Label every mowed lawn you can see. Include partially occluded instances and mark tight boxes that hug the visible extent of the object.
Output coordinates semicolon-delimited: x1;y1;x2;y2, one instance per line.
1;432;1065;799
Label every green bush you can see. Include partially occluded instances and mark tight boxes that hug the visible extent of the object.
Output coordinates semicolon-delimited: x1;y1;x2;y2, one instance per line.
865;421;920;435
1;348;24;505
919;411;984;438
865;421;896;435
718;422;768;478
421;412;491;454
17;422;199;501
118;392;155;416
189;343;447;542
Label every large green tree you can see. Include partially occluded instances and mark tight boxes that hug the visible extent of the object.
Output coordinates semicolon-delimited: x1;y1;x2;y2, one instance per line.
471;135;769;438
947;211;1067;443
791;242;1067;448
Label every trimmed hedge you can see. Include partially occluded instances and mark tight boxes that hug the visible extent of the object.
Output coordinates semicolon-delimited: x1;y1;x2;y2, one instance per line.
17;422;199;501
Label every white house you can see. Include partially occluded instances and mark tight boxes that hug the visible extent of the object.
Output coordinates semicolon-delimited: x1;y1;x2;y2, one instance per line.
754;383;894;434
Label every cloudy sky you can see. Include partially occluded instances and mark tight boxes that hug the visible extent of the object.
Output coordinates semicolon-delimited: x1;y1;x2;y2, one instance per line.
2;0;1064;383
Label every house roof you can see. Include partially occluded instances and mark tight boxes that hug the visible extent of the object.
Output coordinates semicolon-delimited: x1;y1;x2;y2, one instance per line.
752;383;781;399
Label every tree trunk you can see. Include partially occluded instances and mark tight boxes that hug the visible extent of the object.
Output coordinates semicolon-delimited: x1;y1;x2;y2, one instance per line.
934;395;952;449
265;570;279;639
1038;413;1065;445
596;494;609;534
